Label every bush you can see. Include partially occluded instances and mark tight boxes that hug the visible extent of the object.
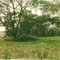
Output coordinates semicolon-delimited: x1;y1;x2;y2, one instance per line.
16;35;36;42
4;35;36;42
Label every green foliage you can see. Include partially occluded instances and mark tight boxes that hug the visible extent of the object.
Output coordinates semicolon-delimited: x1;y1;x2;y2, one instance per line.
16;35;36;42
55;27;60;36
19;14;60;36
32;0;60;14
0;36;60;59
47;28;57;36
0;0;60;40
4;35;36;42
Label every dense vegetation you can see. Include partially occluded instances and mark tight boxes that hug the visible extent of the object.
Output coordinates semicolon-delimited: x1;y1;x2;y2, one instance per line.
0;0;60;59
0;0;60;39
0;36;59;59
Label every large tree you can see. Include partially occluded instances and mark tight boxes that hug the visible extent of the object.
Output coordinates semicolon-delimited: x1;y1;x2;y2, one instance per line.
0;0;60;38
0;0;33;38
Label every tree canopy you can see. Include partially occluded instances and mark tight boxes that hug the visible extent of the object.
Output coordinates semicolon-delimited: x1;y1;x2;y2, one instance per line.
0;0;60;39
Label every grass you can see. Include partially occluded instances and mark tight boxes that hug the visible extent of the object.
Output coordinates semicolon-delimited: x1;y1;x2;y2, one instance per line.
0;36;60;59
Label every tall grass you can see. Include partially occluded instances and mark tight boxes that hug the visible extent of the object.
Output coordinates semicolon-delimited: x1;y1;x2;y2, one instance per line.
0;36;60;59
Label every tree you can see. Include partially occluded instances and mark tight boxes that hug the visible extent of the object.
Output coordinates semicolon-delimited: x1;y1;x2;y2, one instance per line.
0;0;60;38
0;0;33;38
32;0;60;15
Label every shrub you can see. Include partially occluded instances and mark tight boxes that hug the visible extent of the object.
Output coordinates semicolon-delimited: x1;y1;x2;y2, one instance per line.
16;35;36;42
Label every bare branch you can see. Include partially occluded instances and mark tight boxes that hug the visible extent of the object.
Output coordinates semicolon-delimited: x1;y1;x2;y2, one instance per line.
0;0;13;9
15;4;20;9
16;0;22;7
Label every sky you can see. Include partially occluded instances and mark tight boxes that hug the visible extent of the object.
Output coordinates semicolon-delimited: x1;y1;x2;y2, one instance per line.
0;26;5;31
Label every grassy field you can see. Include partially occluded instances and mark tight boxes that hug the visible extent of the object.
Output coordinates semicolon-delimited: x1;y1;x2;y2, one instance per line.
0;36;60;59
